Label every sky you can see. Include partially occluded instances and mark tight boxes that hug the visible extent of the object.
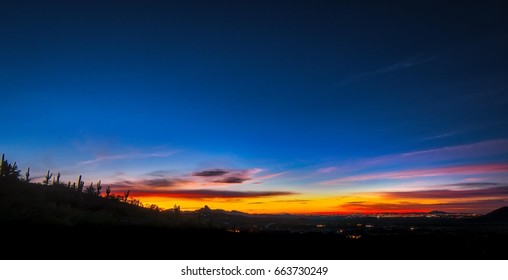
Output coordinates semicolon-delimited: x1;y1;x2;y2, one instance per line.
1;0;508;214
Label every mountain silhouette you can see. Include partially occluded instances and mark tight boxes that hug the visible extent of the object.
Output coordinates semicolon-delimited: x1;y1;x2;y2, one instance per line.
427;210;449;215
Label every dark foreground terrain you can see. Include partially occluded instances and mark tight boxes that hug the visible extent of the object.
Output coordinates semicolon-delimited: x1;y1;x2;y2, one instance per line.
3;224;508;260
1;178;508;260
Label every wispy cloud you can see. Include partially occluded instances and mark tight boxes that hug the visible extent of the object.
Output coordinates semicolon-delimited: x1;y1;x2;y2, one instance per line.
77;151;174;166
337;54;435;86
323;163;508;185
400;139;508;159
272;199;310;204
380;185;508;200
421;131;460;141
110;178;190;189
321;139;508;175
109;167;283;195
257;171;288;180
146;170;174;177
317;167;338;174
437;182;501;189
252;171;289;184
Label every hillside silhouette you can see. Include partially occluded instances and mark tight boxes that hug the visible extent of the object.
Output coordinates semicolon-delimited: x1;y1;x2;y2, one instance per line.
0;154;183;227
476;206;508;224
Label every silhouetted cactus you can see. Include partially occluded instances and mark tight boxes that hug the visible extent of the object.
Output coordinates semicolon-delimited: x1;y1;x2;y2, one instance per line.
0;153;4;177
105;185;111;198
77;175;84;193
44;170;52;186
124;190;130;202
174;204;181;223
0;154;20;181
25;167;30;182
56;172;61;185
96;180;102;196
174;204;181;214
85;182;95;194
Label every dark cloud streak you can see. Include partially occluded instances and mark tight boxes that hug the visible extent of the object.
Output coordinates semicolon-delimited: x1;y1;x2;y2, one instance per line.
213;176;250;184
193;169;229;177
131;189;297;199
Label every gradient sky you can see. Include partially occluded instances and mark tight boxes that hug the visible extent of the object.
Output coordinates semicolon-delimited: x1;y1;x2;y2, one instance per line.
1;0;508;214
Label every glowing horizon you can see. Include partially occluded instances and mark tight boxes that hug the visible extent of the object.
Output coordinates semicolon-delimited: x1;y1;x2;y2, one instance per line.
7;137;508;215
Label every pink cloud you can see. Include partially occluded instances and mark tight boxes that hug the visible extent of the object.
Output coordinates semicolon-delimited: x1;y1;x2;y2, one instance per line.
344;139;508;170
381;185;508;199
323;163;508;185
399;139;508;160
317;167;338;174
255;171;288;180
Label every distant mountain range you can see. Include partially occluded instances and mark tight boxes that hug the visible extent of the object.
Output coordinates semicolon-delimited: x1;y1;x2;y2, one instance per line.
427;210;449;215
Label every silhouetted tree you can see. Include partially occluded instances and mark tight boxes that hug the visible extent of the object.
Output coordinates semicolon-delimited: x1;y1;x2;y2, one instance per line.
129;198;142;207
149;204;161;211
44;170;52;186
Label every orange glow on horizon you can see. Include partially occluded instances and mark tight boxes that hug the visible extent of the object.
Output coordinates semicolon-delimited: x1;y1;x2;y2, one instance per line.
113;190;498;215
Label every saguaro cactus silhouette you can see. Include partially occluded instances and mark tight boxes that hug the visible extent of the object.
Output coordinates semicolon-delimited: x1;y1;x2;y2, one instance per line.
96;180;102;196
25;167;30;182
55;172;61;185
44;170;52;186
0;154;20;180
85;182;95;194
0;153;4;177
77;175;84;193
105;185;111;198
124;190;130;202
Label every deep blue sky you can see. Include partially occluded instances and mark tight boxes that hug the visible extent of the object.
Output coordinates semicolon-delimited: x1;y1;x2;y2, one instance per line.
1;1;508;212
